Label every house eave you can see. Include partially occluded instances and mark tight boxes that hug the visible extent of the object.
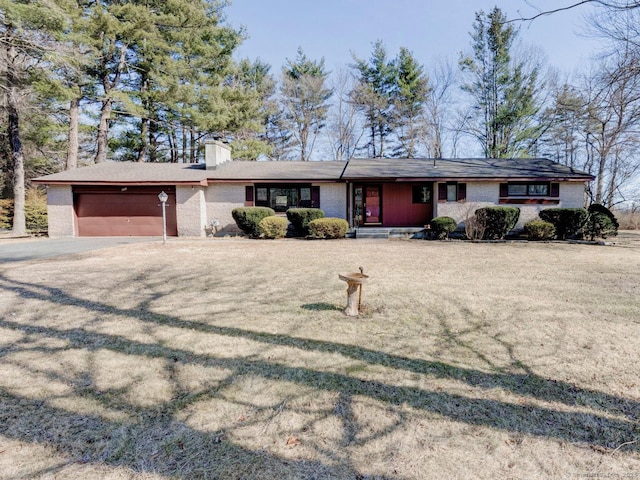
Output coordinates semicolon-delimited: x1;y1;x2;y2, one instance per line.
32;180;208;187
341;176;594;182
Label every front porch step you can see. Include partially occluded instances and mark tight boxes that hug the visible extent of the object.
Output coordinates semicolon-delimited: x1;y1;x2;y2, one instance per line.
355;228;389;239
354;227;426;239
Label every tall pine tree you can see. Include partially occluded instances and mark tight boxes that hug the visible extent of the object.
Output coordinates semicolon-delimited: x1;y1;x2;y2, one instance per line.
350;40;397;158
0;0;66;234
393;47;430;158
459;7;542;158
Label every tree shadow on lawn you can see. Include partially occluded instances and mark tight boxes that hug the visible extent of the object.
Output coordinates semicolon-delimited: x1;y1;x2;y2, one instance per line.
0;274;639;477
0;386;378;480
301;302;343;312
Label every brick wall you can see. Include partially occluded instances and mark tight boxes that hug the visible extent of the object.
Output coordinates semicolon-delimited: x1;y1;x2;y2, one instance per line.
46;185;75;237
435;181;589;231
176;186;207;237
205;184;247;234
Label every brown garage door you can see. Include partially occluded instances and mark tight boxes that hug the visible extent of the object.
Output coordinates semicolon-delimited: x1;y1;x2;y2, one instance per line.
74;186;178;237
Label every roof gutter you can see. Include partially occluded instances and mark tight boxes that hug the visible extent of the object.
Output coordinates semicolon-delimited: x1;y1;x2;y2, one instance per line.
32;179;208;186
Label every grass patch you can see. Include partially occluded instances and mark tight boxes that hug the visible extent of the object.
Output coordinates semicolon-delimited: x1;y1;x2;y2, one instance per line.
0;234;639;478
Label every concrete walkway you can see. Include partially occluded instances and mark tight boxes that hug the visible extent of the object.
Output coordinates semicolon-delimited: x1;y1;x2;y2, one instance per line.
0;236;154;263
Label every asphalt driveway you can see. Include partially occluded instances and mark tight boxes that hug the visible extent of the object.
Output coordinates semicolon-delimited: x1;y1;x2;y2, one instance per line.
0;237;155;263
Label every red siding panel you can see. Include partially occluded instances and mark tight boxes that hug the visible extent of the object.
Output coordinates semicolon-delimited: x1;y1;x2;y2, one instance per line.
382;184;432;227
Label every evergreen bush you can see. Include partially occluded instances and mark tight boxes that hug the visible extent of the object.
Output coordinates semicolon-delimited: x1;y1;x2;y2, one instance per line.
524;219;555;240
538;208;588;240
474;206;520;240
308;218;348;239
258;216;288;239
231;207;275;237
286;208;324;235
429;216;457;240
585;203;618;240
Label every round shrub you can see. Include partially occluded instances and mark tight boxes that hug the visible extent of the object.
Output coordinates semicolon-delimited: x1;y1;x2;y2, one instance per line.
538;208;588;240
258;216;288;239
231;207;275;237
308;217;348;239
474;206;520;240
286;208;324;235
586;203;619;240
524;219;555;241
429;216;457;240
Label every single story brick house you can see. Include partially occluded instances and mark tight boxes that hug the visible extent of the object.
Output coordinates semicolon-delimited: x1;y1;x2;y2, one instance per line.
33;140;594;238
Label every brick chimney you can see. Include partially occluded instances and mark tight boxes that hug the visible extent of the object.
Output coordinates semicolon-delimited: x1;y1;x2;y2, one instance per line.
204;139;232;169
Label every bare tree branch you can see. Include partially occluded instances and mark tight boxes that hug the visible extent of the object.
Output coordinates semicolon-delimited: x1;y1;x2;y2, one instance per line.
506;0;640;24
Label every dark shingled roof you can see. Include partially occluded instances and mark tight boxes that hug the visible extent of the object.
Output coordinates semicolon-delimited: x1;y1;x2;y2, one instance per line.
33;162;209;185
341;158;594;181
207;160;346;181
33;157;593;185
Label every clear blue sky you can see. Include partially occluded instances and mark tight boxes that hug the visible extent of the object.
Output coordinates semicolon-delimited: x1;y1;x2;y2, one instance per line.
225;0;603;75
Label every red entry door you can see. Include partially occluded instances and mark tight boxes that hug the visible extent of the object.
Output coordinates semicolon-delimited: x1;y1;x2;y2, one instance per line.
364;186;381;224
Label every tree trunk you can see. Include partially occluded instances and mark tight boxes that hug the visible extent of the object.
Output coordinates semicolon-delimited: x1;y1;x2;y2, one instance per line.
181;125;187;163
95;44;127;164
138;116;149;162
137;71;149;162
6;24;26;236
149;114;158;163
95;97;111;163
66;95;80;170
169;128;178;163
189;127;195;163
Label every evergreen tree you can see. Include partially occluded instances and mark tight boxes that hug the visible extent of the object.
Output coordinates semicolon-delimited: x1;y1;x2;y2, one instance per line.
280;48;333;161
350;40;397;158
393;47;430;158
157;0;257;163
0;0;66;235
228;59;276;160
459;6;542;158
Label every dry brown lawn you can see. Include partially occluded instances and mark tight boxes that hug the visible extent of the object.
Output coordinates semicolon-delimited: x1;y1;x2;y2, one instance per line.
0;233;639;479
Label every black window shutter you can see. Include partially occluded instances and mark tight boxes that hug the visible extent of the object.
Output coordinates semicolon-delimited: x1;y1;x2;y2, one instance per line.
245;186;254;206
311;186;320;208
438;183;447;201
457;183;467;202
550;183;560;197
499;183;508;197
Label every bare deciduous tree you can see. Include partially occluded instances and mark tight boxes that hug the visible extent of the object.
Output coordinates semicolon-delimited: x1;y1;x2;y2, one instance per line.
326;68;363;161
423;59;457;158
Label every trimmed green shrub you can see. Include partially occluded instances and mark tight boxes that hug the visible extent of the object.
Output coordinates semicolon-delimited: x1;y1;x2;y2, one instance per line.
474;206;520;240
524;219;555;240
308;217;348;239
429;216;457;240
286;208;324;235
231;207;275;237
539;208;588;240
585;203;618;240
258;216;288;239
